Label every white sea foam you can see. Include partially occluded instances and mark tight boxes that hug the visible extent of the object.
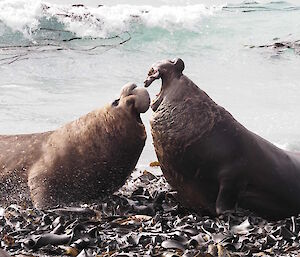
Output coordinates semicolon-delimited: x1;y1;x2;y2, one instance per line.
0;0;42;35
45;4;222;37
0;0;222;38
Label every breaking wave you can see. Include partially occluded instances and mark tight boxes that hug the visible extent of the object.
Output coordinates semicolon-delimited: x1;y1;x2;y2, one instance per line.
0;0;222;44
0;0;299;64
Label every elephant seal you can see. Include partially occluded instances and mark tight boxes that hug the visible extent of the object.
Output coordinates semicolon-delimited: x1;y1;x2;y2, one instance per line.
145;58;300;220
0;83;150;209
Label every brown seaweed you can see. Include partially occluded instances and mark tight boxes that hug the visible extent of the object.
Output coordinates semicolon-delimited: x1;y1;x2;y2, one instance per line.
1;167;300;256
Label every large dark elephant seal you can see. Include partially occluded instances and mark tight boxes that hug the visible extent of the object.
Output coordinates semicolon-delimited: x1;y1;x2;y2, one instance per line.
145;58;300;220
0;83;150;209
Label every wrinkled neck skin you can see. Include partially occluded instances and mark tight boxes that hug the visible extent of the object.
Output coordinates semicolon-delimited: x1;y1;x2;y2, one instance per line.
151;73;224;151
152;72;212;114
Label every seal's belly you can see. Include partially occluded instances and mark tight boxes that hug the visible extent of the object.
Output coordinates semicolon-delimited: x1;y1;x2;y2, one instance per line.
157;148;219;214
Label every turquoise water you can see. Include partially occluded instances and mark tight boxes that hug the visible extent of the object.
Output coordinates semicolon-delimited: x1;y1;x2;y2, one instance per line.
0;0;300;165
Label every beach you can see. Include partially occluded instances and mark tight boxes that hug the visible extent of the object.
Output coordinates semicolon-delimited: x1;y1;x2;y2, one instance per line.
1;0;300;255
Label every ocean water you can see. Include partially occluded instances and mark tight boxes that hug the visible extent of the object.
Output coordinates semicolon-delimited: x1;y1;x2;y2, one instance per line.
0;0;300;167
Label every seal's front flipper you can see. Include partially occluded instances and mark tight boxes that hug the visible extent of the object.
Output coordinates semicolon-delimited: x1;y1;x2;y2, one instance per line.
216;180;237;215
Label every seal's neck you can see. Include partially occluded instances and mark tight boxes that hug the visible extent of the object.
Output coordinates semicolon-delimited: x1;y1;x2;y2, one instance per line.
161;71;182;87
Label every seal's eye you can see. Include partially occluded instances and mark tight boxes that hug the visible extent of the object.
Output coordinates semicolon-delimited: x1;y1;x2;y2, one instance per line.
112;99;120;107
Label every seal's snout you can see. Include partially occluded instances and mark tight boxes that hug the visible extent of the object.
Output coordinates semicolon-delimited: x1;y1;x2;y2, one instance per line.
144;67;161;88
120;82;137;97
133;87;150;113
144;58;185;88
119;83;150;114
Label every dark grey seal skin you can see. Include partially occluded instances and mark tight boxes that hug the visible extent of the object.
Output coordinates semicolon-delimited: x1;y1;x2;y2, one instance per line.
145;58;300;220
0;83;150;209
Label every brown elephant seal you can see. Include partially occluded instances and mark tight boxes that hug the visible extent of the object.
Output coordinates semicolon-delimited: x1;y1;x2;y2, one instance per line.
145;58;300;220
0;83;150;209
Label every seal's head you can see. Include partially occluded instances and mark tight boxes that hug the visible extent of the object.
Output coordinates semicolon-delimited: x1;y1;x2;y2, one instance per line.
144;58;185;111
112;83;150;122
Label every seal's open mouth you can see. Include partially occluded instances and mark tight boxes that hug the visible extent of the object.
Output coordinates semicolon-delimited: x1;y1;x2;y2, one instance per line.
144;58;184;112
144;67;161;88
151;86;163;112
136;113;143;124
144;67;163;112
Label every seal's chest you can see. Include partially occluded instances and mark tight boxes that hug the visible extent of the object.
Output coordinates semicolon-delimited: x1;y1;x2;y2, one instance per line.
151;113;196;156
151;120;189;165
